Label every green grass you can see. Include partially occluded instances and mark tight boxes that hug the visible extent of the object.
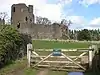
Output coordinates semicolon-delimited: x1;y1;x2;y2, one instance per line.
23;68;38;75
32;40;93;49
0;57;26;75
32;40;99;56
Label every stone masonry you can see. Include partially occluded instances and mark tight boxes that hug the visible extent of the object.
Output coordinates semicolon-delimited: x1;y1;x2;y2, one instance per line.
11;3;68;39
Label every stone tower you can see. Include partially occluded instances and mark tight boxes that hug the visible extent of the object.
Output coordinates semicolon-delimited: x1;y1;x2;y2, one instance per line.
11;3;34;29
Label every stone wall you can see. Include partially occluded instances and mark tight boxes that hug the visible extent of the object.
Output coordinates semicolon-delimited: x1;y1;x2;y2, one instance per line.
19;23;63;39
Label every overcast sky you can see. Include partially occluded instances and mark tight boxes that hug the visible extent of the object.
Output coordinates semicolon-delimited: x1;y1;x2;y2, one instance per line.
0;0;100;30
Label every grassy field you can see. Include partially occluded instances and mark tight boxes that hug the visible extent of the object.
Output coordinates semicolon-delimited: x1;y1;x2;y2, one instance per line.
32;40;93;49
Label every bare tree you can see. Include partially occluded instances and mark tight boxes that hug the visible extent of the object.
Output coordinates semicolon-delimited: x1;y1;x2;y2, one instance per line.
36;16;42;24
61;19;72;39
36;16;51;25
61;19;67;25
0;12;8;20
0;12;9;25
61;19;72;26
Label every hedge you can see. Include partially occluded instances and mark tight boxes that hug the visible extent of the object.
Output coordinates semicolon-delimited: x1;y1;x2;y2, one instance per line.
0;25;31;68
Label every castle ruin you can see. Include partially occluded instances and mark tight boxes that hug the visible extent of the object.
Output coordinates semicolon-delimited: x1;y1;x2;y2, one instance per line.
11;3;68;39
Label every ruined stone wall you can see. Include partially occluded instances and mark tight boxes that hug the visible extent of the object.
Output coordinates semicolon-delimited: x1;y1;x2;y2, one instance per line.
19;23;62;39
31;24;53;39
11;3;66;39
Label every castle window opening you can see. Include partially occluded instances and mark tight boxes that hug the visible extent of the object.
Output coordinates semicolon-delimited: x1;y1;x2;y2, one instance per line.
25;17;28;21
13;7;15;12
17;22;20;28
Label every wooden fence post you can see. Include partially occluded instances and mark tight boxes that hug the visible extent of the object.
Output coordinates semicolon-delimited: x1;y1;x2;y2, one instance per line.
27;43;32;67
27;43;33;59
89;49;93;68
88;45;97;69
28;49;31;67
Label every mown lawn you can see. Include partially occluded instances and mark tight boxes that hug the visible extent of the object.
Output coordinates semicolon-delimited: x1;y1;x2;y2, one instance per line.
32;40;93;49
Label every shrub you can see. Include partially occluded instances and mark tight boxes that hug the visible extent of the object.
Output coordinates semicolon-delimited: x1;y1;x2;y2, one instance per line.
0;25;26;68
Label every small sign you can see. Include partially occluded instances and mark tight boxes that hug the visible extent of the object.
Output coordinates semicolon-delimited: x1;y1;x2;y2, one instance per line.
27;43;33;50
52;49;62;56
68;72;84;75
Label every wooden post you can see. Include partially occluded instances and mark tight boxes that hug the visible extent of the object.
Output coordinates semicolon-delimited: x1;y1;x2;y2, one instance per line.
27;43;33;59
89;46;93;68
28;50;31;67
89;50;93;68
27;43;32;67
27;44;28;59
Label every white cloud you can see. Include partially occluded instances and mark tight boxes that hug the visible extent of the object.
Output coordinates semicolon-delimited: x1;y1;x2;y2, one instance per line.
79;17;100;30
65;15;100;30
58;0;72;4
67;16;86;25
79;0;100;7
0;0;47;17
89;17;100;27
66;16;100;30
57;0;72;7
0;0;72;22
36;4;62;22
63;15;87;30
